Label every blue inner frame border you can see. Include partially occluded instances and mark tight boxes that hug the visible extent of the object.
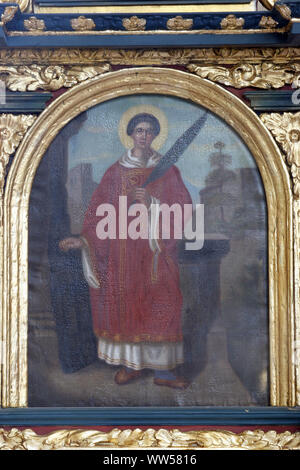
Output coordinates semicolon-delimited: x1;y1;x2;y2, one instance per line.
0;407;299;426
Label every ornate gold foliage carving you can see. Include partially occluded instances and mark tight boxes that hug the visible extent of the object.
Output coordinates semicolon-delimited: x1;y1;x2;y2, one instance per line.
1;47;300;66
259;16;279;29
24;16;45;32
220;14;245;30
261;112;300;197
0;428;299;450
122;16;146;31
71;16;96;31
275;3;292;20
0;6;18;25
188;63;300;89
0;114;36;197
166;16;193;31
0;64;111;91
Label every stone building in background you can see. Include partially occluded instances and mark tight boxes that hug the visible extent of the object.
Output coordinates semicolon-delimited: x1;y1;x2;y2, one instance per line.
66;163;98;234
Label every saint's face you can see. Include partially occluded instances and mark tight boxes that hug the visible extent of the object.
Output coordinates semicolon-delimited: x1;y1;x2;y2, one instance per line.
131;121;156;151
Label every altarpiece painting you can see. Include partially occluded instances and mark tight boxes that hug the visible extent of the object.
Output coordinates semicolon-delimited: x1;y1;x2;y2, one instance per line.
0;0;299;449
27;93;269;407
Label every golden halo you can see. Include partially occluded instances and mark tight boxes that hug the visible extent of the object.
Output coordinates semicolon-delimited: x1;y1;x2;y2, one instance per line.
118;105;168;151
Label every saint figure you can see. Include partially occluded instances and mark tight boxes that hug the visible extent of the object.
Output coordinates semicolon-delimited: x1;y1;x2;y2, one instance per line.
60;111;192;388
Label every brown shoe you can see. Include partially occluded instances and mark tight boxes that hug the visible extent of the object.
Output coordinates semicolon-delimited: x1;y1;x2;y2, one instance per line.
114;367;142;385
153;377;190;390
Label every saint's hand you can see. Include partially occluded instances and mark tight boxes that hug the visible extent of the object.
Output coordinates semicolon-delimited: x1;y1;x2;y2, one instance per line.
59;237;83;251
133;187;151;209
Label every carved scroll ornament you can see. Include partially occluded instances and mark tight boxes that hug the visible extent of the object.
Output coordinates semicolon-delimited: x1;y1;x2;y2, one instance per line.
0;64;111;92
261;112;300;197
0;428;299;450
0;114;36;197
188;63;300;89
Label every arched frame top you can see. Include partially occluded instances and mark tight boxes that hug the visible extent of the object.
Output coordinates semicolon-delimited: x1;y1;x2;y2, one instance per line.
1;67;295;407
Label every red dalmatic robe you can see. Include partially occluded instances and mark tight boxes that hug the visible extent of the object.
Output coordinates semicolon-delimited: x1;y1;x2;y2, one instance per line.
81;151;192;370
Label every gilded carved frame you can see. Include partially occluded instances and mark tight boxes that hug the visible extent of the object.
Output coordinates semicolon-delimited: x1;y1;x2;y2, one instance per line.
0;55;299;449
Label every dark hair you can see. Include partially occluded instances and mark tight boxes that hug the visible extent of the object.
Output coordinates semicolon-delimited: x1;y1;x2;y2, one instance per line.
127;113;160;137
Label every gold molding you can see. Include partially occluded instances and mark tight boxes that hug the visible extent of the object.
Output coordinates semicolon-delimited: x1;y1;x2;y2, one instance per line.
261;112;300;408
1;47;300;66
0;114;36;200
34;4;257;14
259;0;276;9
0;64;111;91
0;6;18;26
261;112;300;198
1;0;31;13
7;27;288;37
1;67;295;407
0;115;36;411
0;428;299;450
220;14;245;30
259;0;292;21
188;63;300;89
